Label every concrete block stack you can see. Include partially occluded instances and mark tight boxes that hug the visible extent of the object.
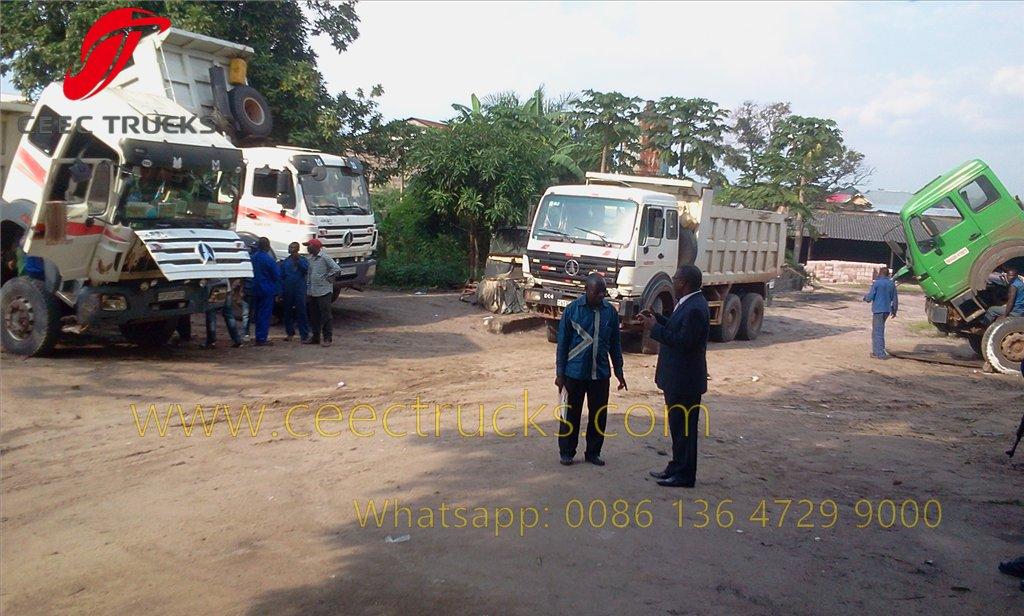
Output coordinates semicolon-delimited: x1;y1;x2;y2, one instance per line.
805;260;887;284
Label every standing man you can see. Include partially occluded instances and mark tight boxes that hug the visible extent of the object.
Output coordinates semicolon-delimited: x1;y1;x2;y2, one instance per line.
250;237;280;346
304;238;341;348
863;267;898;359
202;278;243;348
555;273;627;466
638;264;709;488
279;242;310;342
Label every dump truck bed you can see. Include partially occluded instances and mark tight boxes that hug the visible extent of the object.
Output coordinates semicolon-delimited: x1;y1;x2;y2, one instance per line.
688;202;787;286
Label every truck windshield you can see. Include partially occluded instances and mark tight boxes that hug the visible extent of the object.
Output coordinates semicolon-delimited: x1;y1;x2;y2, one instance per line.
122;164;241;229
300;166;371;216
532;194;637;246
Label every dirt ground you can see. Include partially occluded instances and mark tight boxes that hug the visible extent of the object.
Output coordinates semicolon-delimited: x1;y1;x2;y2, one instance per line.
1;286;1022;615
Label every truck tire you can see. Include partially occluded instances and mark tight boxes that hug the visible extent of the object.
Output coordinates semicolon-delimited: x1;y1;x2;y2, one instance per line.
120;319;176;349
710;293;742;343
640;292;672;354
0;277;62;356
967;333;983;357
331;285;342;303
980;317;1024;375
546;320;559;343
736;293;765;341
228;85;273;139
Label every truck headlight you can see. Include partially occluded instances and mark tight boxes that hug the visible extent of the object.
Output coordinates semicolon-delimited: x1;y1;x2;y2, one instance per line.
100;294;128;311
526;289;541;302
208;286;229;304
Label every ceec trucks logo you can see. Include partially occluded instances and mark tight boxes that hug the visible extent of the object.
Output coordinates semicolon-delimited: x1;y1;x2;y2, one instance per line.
63;7;171;100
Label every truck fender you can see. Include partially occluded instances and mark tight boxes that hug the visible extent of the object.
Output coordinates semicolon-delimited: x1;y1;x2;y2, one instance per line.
640;273;674;313
969;239;1024;291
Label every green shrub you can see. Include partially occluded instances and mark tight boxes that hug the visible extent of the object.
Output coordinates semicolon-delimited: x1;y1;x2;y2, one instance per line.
373;189;468;288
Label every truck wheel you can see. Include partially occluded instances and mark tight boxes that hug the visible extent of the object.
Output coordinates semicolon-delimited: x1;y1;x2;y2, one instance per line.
980;317;1024;375
331;286;342;303
736;293;765;341
546;320;559;343
120;319;176;349
0;277;62;356
710;293;742;343
228;85;273;139
967;334;983;357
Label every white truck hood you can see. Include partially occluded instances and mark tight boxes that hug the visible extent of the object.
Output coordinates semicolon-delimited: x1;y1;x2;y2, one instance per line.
135;228;253;281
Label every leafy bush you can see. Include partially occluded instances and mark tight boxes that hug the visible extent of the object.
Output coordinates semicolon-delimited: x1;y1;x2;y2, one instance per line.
373;189;468;289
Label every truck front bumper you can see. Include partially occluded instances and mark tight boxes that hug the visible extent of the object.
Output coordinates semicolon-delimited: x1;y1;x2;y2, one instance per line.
333;258;376;290
524;286;638;324
76;281;228;326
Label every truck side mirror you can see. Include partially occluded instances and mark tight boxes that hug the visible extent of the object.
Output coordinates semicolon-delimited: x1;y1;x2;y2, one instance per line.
276;170;295;209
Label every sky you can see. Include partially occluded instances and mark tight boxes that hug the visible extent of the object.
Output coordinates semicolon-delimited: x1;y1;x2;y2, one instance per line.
311;0;1024;192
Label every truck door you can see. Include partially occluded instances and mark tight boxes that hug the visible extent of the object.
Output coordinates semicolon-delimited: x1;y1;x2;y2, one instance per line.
634;205;673;291
908;196;989;299
24;158;110;281
240;166;297;249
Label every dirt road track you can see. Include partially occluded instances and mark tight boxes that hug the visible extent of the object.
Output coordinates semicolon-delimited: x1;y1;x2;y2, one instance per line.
1;288;1021;615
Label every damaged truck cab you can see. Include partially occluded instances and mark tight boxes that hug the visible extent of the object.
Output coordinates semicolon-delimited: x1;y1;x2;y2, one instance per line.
894;159;1024;373
1;82;252;355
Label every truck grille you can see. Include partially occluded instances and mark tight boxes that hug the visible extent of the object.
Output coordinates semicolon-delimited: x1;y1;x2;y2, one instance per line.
526;250;627;286
318;224;376;251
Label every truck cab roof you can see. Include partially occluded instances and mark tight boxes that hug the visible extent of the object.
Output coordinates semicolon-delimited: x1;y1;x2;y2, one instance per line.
544;183;678;207
901;159;990;217
241;146;362;171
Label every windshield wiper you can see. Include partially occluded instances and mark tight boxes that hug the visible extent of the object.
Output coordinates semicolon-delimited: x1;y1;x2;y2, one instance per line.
537;228;574;243
575;226;611;246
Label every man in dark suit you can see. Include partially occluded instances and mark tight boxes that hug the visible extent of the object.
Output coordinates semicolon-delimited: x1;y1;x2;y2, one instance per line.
637;264;709;488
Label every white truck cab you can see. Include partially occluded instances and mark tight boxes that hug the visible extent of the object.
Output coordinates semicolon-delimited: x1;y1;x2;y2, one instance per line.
238;146;377;293
1;81;252;355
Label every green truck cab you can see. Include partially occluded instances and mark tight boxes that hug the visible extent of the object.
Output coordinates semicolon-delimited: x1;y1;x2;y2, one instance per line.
892;159;1024;374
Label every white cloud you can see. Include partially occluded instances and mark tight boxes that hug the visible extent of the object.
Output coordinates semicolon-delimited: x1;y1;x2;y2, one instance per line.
992;65;1024;98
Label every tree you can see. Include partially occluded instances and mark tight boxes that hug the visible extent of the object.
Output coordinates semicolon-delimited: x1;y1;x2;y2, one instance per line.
767;115;870;260
407;100;552;279
644;97;730;183
356;119;427;189
0;0;381;152
569;90;642;173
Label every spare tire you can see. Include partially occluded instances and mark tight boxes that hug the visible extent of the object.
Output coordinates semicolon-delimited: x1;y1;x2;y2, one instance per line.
228;85;273;139
120;319;176;349
678;228;697;266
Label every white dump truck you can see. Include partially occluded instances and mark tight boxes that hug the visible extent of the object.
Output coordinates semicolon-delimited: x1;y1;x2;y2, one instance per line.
523;173;786;353
0;81;254;355
118;28;377;297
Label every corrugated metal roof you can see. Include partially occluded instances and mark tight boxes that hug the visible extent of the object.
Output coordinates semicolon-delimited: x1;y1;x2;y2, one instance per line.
798;210;958;243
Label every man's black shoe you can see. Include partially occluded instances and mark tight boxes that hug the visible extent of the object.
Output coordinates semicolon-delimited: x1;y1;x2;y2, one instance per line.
302;338;319;345
999;556;1024;578
585;455;605;466
559;455;573;466
649;470;671;479
656;477;695;488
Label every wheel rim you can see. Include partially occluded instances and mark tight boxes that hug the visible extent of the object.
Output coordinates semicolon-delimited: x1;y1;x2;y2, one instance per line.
243;97;266;125
3;295;35;341
1000;331;1024;363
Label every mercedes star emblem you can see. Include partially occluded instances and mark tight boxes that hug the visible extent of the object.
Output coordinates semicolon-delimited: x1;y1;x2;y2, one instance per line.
564;259;580;276
195;242;217;264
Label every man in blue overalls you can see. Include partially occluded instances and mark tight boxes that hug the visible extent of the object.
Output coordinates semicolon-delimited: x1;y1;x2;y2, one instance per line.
279;242;310;342
864;267;898;359
555;274;627;466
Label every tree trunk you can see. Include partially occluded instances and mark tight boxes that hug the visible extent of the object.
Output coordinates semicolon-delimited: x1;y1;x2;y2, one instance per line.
792;179;806;264
677;140;687;179
600;144;609;173
468;220;480;281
